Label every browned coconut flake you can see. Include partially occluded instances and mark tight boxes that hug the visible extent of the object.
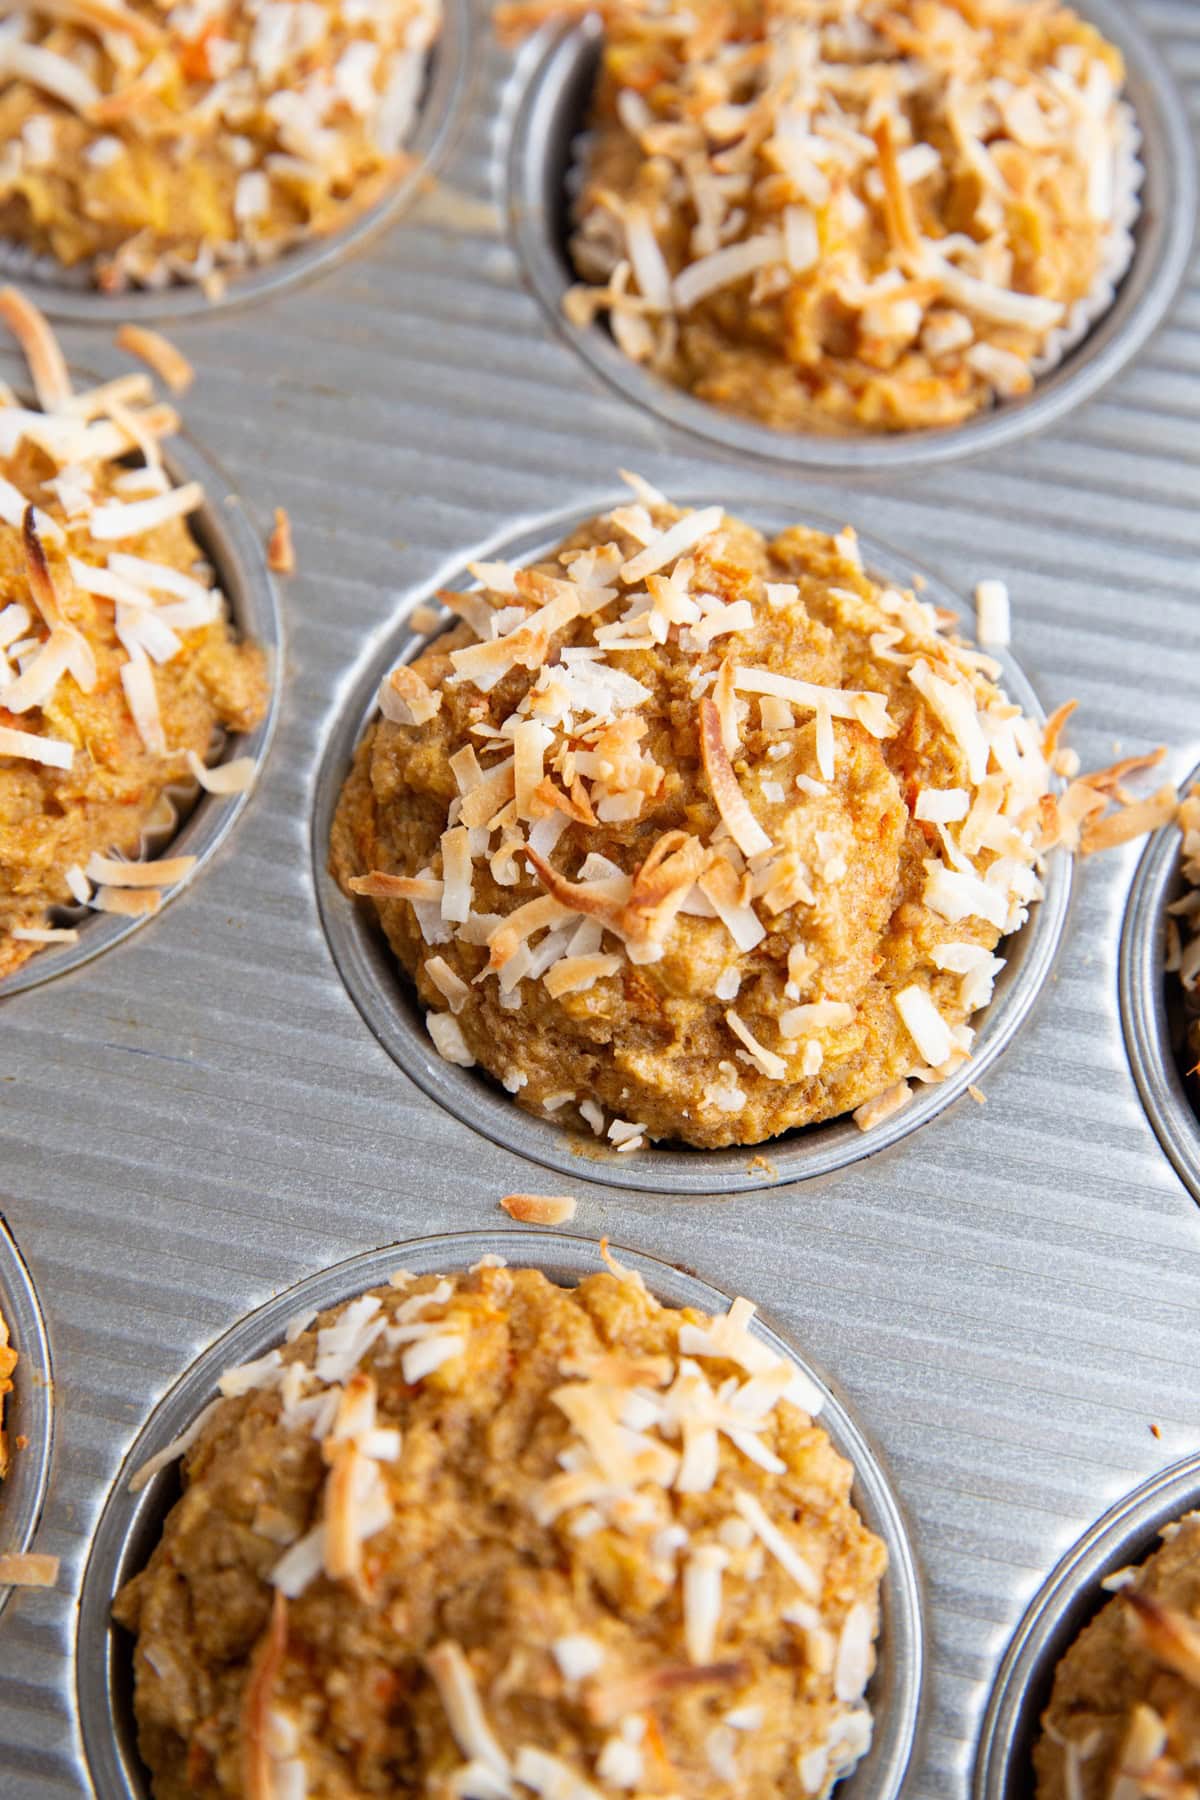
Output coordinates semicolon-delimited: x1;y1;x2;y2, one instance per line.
114;325;194;395
267;508;295;576
500;1193;579;1225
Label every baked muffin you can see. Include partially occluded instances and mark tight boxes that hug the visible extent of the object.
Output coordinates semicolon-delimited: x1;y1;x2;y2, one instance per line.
0;0;440;294
116;1252;888;1799
0;288;268;976
1035;1511;1200;1799
333;479;1088;1150
548;0;1136;434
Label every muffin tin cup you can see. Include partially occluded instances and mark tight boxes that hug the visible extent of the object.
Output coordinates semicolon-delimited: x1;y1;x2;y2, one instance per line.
506;0;1196;474
0;423;283;1000
76;1228;926;1800
0;1215;53;1617
0;0;474;326
312;492;1072;1195
972;1451;1200;1800
1120;761;1200;1204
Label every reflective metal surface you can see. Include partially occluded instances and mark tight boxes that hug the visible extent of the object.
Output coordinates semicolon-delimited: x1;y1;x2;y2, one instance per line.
0;0;1199;1794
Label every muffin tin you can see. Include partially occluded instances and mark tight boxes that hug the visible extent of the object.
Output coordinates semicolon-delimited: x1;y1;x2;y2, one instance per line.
1;0;1199;1794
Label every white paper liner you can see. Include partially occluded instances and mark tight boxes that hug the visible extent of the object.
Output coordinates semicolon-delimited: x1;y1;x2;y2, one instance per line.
1029;99;1145;379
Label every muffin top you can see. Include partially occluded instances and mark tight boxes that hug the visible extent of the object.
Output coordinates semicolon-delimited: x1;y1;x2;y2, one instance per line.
332;479;1071;1149
555;0;1134;433
0;289;268;976
116;1255;887;1800
1035;1512;1200;1800
0;0;440;293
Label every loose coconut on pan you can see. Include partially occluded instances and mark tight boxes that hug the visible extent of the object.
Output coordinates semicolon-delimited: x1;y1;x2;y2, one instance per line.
500;0;1140;436
0;289;268;977
0;0;441;295
331;476;1175;1153
116;1248;887;1800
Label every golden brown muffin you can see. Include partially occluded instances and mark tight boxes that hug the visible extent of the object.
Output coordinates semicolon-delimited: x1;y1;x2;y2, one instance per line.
545;0;1135;435
116;1254;887;1799
1035;1513;1200;1800
0;0;440;294
332;480;1090;1150
0;289;268;976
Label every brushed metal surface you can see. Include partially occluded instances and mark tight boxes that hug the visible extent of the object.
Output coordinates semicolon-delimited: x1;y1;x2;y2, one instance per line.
1121;766;1200;1205
507;0;1196;472
313;497;1072;1194
0;0;1198;1793
75;1231;925;1800
973;1451;1200;1799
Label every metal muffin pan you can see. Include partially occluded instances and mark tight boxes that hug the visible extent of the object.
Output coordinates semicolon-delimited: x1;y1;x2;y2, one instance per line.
314;496;1072;1195
1;0;1200;1794
973;1450;1200;1799
0;0;474;326
506;0;1197;473
1121;761;1200;1204
0;1217;53;1618
75;1229;926;1799
0;421;284;1000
